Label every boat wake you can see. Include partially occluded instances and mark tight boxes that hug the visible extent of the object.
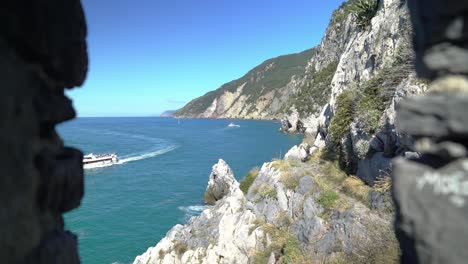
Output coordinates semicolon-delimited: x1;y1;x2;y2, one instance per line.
80;128;179;170
117;145;178;164
84;146;177;170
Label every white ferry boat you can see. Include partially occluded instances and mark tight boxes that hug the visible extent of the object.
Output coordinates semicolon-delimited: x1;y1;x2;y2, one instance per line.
228;122;240;127
83;153;118;169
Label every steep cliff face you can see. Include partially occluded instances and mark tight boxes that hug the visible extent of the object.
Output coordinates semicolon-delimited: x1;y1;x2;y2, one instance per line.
178;0;427;185
313;0;428;185
134;0;439;263
175;0;427;152
134;158;397;264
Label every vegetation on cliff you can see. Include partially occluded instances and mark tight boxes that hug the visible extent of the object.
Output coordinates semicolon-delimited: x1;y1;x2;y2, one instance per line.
136;0;432;263
239;167;260;195
175;48;316;118
350;0;380;29
286;61;339;116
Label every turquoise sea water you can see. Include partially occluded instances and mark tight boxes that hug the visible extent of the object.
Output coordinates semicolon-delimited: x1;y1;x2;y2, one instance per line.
58;117;302;264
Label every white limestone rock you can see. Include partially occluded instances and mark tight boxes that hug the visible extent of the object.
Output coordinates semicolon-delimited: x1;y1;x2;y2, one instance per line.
284;143;311;162
204;159;239;205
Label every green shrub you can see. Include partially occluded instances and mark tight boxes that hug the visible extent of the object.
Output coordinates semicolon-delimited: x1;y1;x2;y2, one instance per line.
283;234;308;264
329;89;357;145
355;76;387;134
329;64;400;146
239;167;260;195
318;190;340;211
350;0;379;29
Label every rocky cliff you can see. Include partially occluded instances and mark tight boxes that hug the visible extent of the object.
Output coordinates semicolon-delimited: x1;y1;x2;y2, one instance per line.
175;0;425;130
134;157;397;264
184;0;428;190
135;0;424;263
175;0;428;188
135;0;468;263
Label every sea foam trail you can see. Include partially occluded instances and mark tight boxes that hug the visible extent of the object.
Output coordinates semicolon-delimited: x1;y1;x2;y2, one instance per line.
118;145;177;164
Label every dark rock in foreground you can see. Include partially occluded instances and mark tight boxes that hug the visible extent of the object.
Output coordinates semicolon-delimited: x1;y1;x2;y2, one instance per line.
393;0;468;262
393;92;468;263
0;0;88;262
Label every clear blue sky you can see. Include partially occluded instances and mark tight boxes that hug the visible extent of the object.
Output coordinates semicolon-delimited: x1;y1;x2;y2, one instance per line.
69;0;345;117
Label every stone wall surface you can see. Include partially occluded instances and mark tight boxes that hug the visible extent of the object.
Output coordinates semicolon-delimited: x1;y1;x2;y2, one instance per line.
393;0;468;263
0;1;88;263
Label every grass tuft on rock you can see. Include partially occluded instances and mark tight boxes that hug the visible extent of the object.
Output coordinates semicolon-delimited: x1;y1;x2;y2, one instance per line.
374;176;392;193
239;167;260;195
312;158;372;208
280;171;302;190
258;183;277;200
343;176;370;206
253;225;311;264
318;190;340;211
173;241;188;256
271;159;292;172
158;249;165;260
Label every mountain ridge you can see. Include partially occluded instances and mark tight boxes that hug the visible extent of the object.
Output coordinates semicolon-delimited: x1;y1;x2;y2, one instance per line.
174;48;317;119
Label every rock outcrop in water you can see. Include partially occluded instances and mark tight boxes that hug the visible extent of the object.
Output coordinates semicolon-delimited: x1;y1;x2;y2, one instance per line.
391;0;468;262
0;0;88;262
134;157;398;264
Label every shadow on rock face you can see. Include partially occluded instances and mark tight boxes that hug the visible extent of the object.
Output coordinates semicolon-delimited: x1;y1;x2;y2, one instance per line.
0;0;89;262
393;1;468;262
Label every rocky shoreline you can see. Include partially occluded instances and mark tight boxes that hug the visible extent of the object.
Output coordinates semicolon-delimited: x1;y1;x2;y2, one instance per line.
134;0;468;263
134;0;416;263
134;153;397;264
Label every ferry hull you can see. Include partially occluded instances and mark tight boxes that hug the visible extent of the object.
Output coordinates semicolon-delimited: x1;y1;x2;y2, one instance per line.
83;153;118;169
83;159;117;169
